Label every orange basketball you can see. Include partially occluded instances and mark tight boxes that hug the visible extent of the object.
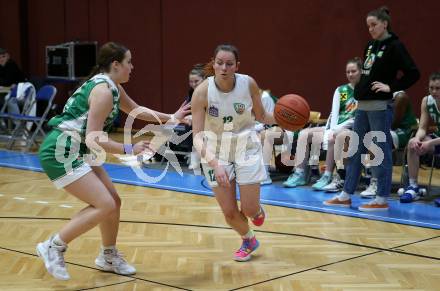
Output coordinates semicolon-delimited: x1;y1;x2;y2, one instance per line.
274;94;310;131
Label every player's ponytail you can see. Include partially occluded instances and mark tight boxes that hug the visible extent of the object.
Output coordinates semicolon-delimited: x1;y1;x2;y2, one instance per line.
84;42;128;82
203;59;215;77
368;6;392;32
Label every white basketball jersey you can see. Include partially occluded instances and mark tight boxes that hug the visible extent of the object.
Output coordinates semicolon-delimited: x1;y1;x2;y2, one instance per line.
203;73;258;161
204;73;255;137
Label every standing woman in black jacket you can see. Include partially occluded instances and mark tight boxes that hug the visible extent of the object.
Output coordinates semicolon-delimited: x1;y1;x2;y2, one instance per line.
324;6;420;211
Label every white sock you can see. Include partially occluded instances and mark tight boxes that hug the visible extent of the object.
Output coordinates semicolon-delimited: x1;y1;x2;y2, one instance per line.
242;229;255;239
324;170;332;177
295;168;305;175
409;179;418;188
102;245;116;255
52;233;67;247
336;191;350;201
375;196;387;204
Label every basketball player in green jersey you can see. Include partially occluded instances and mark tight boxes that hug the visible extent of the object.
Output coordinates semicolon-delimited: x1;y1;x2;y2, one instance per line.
401;72;440;204
36;42;190;280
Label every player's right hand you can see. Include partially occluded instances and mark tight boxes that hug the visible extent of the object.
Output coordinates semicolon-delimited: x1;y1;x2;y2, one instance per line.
214;165;230;188
408;139;421;151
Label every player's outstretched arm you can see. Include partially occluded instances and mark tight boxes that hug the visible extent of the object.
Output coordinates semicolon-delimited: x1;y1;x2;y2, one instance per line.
119;84;191;124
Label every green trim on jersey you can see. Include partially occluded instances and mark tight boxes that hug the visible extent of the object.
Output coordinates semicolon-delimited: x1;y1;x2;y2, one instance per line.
48;74;120;139
426;95;440;136
393;101;417;149
398;100;418;131
39;74;120;186
336;84;357;124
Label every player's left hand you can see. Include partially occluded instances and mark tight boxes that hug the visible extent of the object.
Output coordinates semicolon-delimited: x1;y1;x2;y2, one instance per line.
174;100;191;121
371;81;390;93
417;140;434;155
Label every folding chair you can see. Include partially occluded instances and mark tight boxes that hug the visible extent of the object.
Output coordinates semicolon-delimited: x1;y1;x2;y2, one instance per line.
399;124;439;197
7;85;56;150
0;85;36;136
0;86;17;133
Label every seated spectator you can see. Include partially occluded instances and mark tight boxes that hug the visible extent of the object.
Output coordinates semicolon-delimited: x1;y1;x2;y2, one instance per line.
283;58;361;189
400;72;440;204
0;47;25;87
185;64;206;169
360;90;418;197
0;47;26;106
186;64;205;103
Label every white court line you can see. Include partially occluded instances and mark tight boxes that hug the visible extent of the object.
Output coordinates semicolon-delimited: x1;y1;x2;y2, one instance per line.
0;194;3;197
112;178;212;195
35;200;49;204
1;155;437;229
13;197;26;201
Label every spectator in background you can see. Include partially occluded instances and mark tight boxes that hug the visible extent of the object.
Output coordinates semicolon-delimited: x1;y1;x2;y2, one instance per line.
360;90;418;198
186;64;206;169
186;63;205;103
400;72;440;204
0;48;27;128
0;48;25;88
324;6;420;211
283;58;360;190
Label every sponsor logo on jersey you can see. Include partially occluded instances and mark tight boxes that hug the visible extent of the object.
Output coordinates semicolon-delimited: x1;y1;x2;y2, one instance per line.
345;100;357;112
233;103;245;114
340;92;348;101
364;54;375;70
208;105;219;117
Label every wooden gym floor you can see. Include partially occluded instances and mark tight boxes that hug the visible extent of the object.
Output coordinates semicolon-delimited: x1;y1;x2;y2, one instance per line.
0;133;439;290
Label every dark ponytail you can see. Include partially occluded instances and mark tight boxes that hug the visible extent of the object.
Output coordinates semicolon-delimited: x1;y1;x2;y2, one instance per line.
203;59;215;77
368;6;392;32
84;42;128;81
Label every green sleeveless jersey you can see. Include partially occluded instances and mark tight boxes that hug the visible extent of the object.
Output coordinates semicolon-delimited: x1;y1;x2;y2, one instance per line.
426;95;440;135
48;74;120;139
397;99;418;130
336;84;357;124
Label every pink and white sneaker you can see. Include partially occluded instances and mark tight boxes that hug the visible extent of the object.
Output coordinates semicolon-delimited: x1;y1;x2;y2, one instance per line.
234;237;259;262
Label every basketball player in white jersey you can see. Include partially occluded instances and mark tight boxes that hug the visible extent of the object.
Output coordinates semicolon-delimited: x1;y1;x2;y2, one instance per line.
191;44;276;261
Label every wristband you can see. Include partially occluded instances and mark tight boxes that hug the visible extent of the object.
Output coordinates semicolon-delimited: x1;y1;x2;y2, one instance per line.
170;114;177;122
123;144;133;155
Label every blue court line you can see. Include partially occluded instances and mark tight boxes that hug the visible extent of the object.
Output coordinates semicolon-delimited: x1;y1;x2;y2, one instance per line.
0;150;439;229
